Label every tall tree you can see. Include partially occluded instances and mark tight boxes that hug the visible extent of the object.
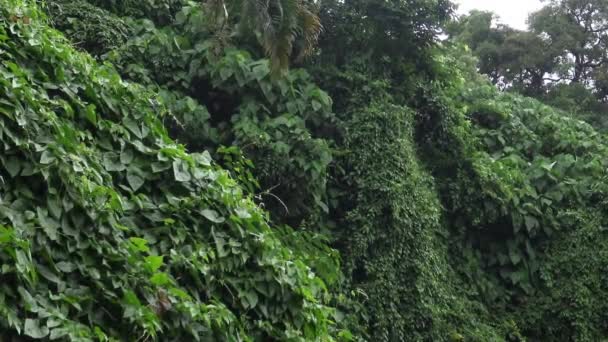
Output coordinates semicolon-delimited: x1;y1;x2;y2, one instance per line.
529;0;608;84
446;11;507;83
447;11;555;96
315;0;453;72
310;0;454;107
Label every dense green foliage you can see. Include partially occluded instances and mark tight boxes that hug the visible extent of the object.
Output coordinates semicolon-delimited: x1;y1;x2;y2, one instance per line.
337;101;509;341
0;1;339;340
427;46;608;340
46;0;133;57
3;0;608;340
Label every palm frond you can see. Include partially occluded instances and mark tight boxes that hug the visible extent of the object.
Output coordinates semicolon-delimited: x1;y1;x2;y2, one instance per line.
296;5;322;60
208;0;322;72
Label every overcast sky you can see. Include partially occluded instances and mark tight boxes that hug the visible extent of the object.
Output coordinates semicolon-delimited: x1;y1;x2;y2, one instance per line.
454;0;544;30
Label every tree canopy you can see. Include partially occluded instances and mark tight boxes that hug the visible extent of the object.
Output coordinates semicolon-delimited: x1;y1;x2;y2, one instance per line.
450;0;608;123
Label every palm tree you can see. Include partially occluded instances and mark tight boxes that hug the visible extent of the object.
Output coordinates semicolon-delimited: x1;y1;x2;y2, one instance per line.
207;0;322;73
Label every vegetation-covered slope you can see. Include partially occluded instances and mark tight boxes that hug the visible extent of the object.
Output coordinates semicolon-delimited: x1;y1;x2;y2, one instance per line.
3;0;608;341
421;48;608;340
0;1;339;340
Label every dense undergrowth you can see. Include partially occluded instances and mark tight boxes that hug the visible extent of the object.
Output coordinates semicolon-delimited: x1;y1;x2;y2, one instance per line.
2;0;608;340
0;1;340;340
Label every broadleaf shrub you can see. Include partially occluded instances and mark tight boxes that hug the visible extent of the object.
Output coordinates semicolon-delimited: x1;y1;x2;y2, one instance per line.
0;1;341;340
100;6;335;227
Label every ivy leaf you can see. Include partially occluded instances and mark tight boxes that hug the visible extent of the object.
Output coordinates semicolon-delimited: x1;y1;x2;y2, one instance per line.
24;318;49;339
37;208;59;241
524;216;539;232
85;104;97;125
235;207;252;219
145;255;164;273
129;237;149;252
50;327;69;340
245;290;258;308
219;67;232;81
252;63;269;81
201;209;224;223
509;269;528;285
172;160;191;182
4;156;21;177
56;261;76;273
123;118;142;139
47;196;62;220
120;148;134;165
127;171;144;192
151;162;171;173
193;151;212;166
509;249;522;265
150;272;170;286
37;264;62;284
40;150;56;164
103;153;126;172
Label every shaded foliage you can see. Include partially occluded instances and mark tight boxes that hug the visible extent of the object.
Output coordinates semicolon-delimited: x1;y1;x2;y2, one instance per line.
46;0;133;57
96;4;335;227
313;0;454;102
86;0;186;25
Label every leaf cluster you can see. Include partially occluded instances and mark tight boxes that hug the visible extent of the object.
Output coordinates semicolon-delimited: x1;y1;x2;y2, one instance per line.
0;2;340;340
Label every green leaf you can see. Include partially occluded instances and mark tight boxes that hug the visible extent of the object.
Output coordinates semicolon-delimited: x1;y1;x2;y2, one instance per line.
85;104;97;125
129;237;149;252
145;255;164;273
123;290;142;307
235;207;252;219
40;150;56;165
151;162;171;173
0;225;14;244
103;153;126;172
47;196;62;220
172;160;191;182
150;272;170;286
201;209;225;223
219;67;232;81
56;261;76;273
38;264;62;284
193;151;212;166
50;327;69;340
4;156;21;177
524;216;539;232
24;318;49;339
252;63;270;81
46;318;61;329
245;290;258;308
123;118;143;138
509;249;522;266
93;327;108;341
121;148;134;165
37;208;59;241
169;287;190;300
127;171;144;192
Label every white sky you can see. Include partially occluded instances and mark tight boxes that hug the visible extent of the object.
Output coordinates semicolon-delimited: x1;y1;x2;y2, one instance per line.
454;0;545;30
